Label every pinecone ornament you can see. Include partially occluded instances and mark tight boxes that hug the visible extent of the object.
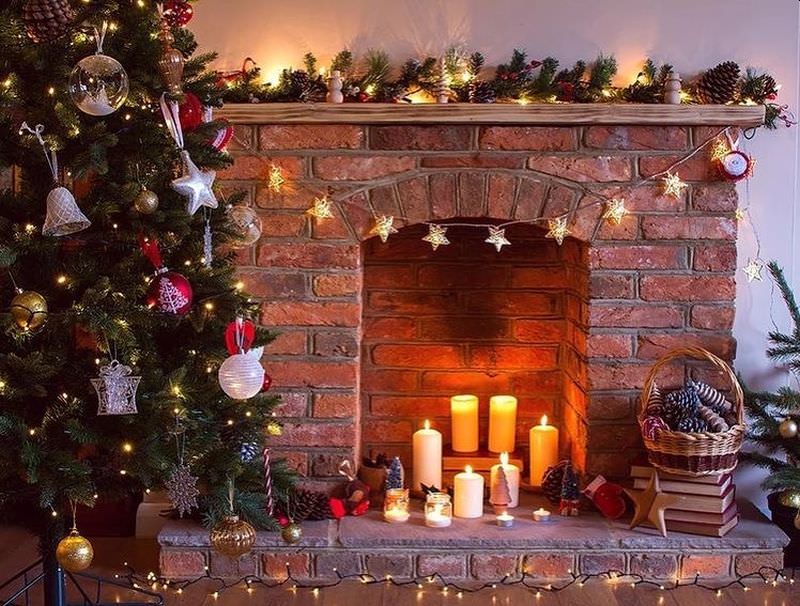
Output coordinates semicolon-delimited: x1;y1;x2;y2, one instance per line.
676;416;709;433
696;61;740;104
541;460;569;504
291;488;331;522
662;386;701;431
469;80;496;103
22;0;75;43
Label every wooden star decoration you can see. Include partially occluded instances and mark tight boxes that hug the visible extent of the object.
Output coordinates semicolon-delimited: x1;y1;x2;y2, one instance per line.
422;224;450;251
485;226;511;252
662;172;687;199
602;198;627;225
370;215;398;243
647;491;685;538
545;217;570;245
743;258;764;282
171;150;218;216
624;471;659;531
306;195;334;219
268;164;285;193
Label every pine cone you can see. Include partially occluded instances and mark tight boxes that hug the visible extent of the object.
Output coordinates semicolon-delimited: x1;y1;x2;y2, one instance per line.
292;488;331;522
662;386;701;431
676;416;709;433
541;460;569;504
469;80;496;103
22;0;75;43
697;61;740;104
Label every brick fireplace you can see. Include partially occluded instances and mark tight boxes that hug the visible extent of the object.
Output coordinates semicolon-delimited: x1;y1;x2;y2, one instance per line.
218;104;755;485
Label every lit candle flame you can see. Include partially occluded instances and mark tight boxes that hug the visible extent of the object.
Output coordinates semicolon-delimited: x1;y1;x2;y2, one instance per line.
424;419;430;430
500;452;509;466
465;465;473;474
540;415;548;426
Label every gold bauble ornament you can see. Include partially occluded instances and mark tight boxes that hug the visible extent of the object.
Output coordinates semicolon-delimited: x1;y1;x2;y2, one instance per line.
134;187;159;214
779;490;800;509
55;529;94;572
281;522;303;545
209;515;256;558
9;289;48;331
779;418;798;439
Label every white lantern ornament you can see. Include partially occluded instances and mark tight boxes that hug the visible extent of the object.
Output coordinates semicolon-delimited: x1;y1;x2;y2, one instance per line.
218;317;265;400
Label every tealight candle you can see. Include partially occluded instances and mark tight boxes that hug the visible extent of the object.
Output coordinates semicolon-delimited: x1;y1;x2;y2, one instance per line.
496;513;515;528
384;507;410;523
533;508;551;522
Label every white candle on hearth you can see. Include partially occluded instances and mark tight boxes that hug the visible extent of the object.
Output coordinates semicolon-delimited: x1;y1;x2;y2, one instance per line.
412;419;442;492
529;415;559;487
488;395;517;453
453;465;484;518
451;394;479;453
490;452;520;508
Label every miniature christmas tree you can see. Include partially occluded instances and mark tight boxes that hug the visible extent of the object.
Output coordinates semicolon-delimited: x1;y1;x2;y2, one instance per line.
491;466;511;513
559;462;580;516
385;456;404;490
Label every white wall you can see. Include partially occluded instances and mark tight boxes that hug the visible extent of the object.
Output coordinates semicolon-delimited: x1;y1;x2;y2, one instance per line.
191;0;800;386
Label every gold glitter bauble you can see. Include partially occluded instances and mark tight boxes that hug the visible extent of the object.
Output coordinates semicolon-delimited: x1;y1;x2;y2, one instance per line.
281;522;303;545
779;490;800;509
779;419;798;439
9;290;48;331
210;515;256;558
133;188;159;214
56;530;94;572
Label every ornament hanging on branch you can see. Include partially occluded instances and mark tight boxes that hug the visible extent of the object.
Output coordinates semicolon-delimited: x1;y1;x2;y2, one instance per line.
166;417;200;517
91;359;141;415
218;317;265;400
713;133;754;182
20;122;90;237
227;205;263;248
68;22;129;116
9;282;48;332
162;0;195;28
55;502;93;573
779;418;798;439
133;186;159;215
263;447;275;516
202;106;235;152
210;481;257;557
22;0;75;43
139;235;193;315
178;92;204;132
157;18;185;96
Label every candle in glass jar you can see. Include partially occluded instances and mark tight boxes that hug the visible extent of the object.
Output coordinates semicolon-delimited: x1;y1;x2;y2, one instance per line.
453;465;485;518
488;395;517;453
490;451;520;508
450;394;479;453
412;420;442;492
529;415;559;487
384;507;410;523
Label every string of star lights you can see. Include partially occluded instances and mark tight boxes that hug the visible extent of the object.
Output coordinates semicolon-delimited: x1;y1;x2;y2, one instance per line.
117;562;796;601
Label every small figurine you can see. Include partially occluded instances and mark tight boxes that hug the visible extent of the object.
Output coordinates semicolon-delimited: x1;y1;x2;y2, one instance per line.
327;69;344;103
664;71;682;104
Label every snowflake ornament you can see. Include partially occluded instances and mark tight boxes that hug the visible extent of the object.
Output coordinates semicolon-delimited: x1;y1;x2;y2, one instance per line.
166;463;200;518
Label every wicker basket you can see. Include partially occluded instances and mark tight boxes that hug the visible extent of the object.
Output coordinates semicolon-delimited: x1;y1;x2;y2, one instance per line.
639;347;745;476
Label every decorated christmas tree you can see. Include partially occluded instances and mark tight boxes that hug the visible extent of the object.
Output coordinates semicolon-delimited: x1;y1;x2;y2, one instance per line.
744;262;800;503
0;0;292;586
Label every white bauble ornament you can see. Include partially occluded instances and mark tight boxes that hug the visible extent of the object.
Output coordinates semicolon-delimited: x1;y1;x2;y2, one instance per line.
228;205;262;248
69;53;129;116
218;346;265;400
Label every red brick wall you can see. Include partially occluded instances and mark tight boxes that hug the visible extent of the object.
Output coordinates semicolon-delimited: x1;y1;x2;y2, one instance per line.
221;123;738;483
361;223;588;466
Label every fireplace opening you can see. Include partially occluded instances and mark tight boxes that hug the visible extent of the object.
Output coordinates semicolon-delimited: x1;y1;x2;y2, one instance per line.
360;221;590;481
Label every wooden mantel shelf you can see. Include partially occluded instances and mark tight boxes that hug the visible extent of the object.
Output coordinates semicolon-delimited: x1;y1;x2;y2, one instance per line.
217;102;765;126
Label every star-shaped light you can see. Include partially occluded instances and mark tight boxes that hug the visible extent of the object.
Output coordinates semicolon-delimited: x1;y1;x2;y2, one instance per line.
602;198;627;225
268;164;285;193
662;172;687;199
369;215;398;243
734;207;746;222
743;258;764;282
306;195;334;219
545;217;571;245
422;224;450;251
171;150;218;215
485;226;511;252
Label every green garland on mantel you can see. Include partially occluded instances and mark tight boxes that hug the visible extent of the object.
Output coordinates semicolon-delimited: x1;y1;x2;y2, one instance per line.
219;49;793;129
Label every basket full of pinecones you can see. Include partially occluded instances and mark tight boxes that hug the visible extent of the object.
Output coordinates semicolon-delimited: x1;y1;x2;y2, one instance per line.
638;347;745;476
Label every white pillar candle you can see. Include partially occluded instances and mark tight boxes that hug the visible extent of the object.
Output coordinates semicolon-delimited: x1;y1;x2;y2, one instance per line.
529;415;559;487
451;394;479;453
453;465;485;518
412;419;442;492
490;452;520;508
488;395;517;453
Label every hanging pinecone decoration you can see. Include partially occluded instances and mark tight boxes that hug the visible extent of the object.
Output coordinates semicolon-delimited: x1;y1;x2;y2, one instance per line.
662;386;701;431
469;80;496;104
291;488;332;522
696;61;740;104
22;0;75;43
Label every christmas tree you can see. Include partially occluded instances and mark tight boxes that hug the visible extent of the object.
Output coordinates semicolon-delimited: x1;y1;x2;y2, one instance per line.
743;262;800;499
0;0;292;578
385;456;404;490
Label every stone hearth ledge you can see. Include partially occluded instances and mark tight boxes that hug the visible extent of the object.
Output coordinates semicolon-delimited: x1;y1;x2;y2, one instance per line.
158;494;788;581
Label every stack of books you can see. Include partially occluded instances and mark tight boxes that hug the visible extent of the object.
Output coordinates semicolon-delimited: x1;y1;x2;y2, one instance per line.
631;464;739;537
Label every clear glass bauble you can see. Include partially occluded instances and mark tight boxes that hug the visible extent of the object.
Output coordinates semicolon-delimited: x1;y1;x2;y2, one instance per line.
69;53;129;116
228;206;263;248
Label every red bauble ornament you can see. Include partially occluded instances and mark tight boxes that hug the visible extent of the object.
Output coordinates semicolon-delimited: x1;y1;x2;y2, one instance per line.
358;92;369;103
261;373;272;392
583;475;626;520
209;121;234;151
716;150;754;182
163;0;194;27
146;271;193;315
178;92;203;132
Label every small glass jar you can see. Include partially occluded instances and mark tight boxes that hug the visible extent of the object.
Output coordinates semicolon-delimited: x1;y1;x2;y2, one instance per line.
424;492;452;528
383;488;410;523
